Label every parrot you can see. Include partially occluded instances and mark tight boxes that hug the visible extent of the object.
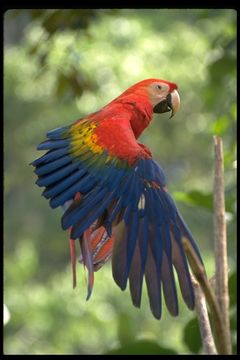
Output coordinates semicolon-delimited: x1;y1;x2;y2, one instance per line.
31;78;204;319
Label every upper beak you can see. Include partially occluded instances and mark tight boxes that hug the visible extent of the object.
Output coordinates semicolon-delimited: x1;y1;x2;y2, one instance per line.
167;89;180;118
153;89;180;118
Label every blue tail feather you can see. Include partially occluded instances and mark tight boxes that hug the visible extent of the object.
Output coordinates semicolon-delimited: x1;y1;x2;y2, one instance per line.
129;216;148;307
124;211;139;286
161;223;178;316
176;211;204;265
171;223;195;309
145;242;162;319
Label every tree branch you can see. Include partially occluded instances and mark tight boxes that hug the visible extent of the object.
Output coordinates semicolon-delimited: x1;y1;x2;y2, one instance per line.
190;275;217;354
182;237;226;354
182;136;232;354
213;136;232;354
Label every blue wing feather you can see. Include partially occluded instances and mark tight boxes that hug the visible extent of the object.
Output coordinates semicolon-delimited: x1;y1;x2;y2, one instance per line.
36;163;79;187
35;155;72;176
37;139;69;150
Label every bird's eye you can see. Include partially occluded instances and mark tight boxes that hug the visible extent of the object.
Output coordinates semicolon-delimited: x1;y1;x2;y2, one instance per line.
156;85;162;90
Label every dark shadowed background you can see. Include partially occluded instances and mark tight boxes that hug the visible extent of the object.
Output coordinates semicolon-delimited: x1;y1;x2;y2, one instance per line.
4;9;236;354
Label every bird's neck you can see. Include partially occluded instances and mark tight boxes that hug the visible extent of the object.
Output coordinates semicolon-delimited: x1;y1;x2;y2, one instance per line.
119;95;153;139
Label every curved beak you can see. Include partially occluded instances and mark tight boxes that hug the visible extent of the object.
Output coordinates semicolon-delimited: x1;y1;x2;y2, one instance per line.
153;89;180;118
167;89;180;118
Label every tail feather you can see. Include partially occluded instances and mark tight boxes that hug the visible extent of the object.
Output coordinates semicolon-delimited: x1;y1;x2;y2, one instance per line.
80;230;94;300
112;221;128;290
176;211;204;265
90;226;113;270
160;223;179;316
129;241;142;308
171;225;195;309
124;210;139;286
145;242;162;319
129;217;148;308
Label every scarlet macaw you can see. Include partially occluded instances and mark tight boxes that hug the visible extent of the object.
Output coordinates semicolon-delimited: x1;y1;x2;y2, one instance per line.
31;78;204;319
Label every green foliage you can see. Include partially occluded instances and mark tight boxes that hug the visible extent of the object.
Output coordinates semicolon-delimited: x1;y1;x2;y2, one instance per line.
4;9;236;354
229;271;237;354
106;341;178;355
183;318;202;354
229;271;236;308
174;188;236;215
173;190;213;212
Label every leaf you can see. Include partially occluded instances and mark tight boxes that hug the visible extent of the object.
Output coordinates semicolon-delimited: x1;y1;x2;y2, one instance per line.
174;190;213;212
209;55;236;84
230;103;237;121
230;310;237;354
174;189;236;214
210;115;229;136
105;340;178;355
183;317;202;354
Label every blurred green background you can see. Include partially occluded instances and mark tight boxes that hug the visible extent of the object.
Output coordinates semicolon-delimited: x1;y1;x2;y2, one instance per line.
4;9;236;355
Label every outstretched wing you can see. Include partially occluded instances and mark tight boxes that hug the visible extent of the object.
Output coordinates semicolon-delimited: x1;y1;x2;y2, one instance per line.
32;114;204;319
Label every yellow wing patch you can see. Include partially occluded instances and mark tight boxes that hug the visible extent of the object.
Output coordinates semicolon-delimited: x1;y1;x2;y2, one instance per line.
69;121;103;157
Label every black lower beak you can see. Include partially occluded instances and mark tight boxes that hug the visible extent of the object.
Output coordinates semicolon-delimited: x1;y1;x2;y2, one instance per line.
153;93;172;114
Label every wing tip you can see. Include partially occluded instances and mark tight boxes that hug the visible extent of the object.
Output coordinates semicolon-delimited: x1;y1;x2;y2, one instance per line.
151;309;162;320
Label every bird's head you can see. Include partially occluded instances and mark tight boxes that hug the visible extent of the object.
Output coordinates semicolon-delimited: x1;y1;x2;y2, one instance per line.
120;78;180;118
146;79;180;118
